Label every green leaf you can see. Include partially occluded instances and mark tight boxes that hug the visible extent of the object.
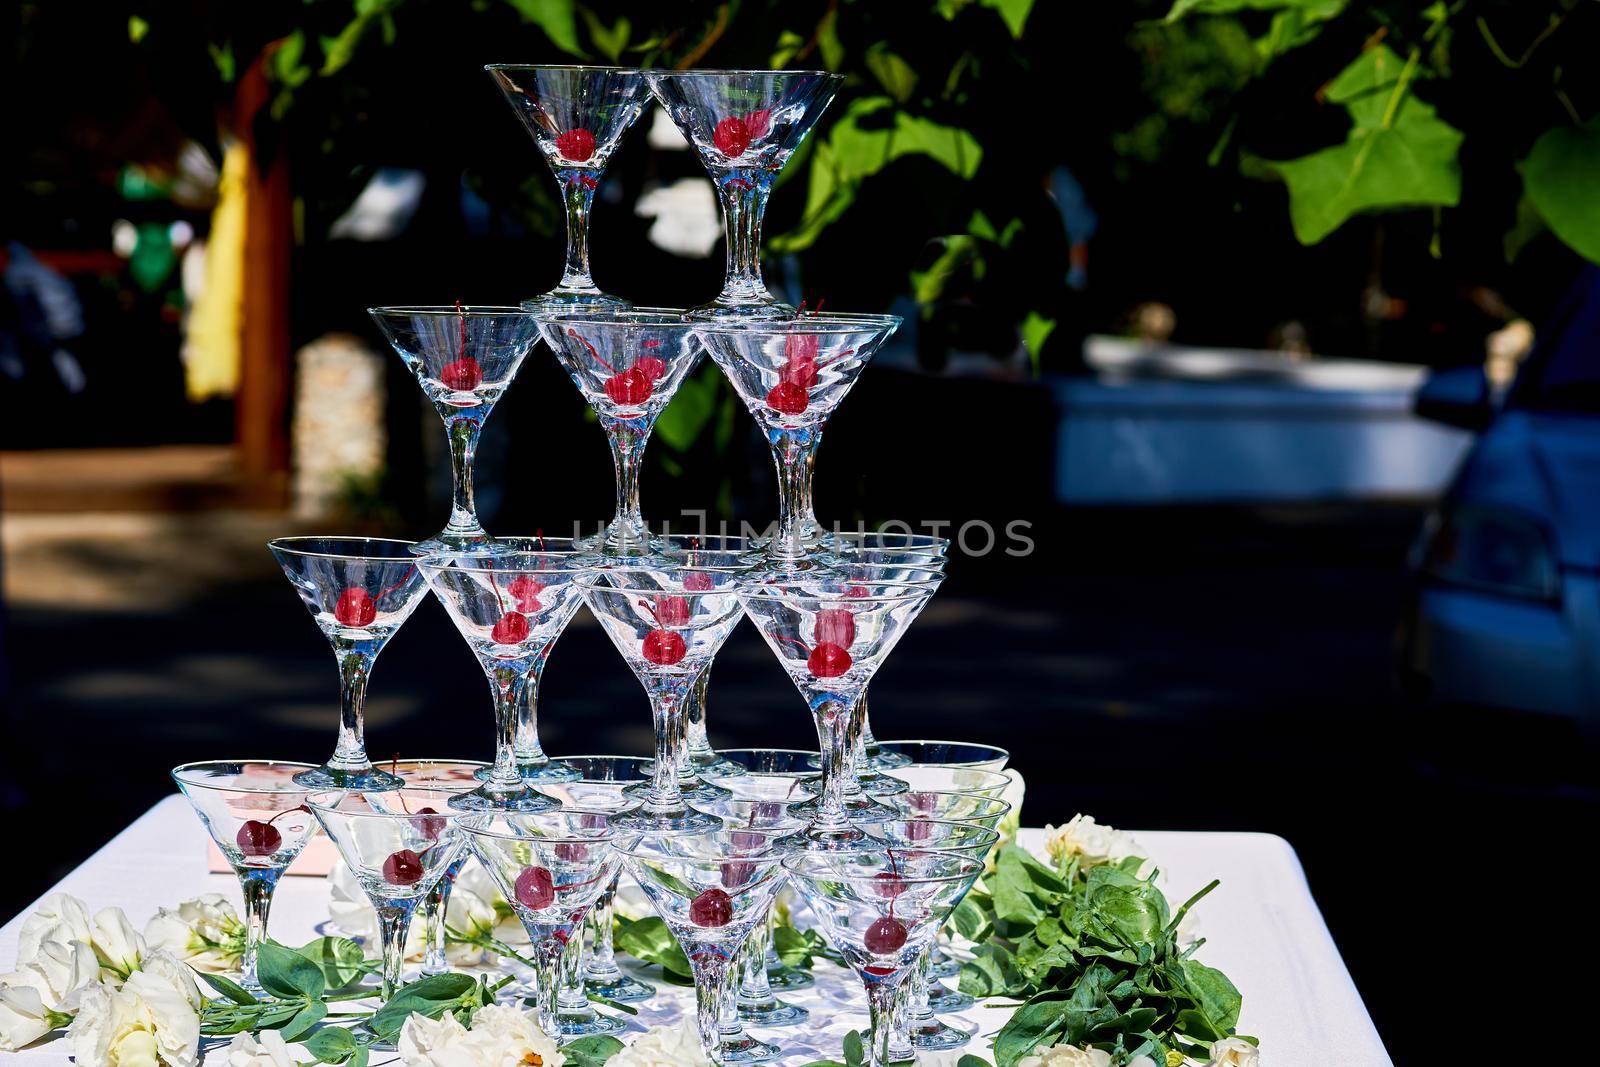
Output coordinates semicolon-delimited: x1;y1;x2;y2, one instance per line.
950;889;994;943
1022;312;1056;376
1519;125;1600;264
297;936;368;990
303;1026;358;1064
128;15;149;43
563;1034;626;1067
957;1057;993;1067
582;11;630;63
257;941;325;1001
318;17;372;77
960;942;1029;997
992;994;1069;1067
196;970;257;1005
1168;0;1345;22
864;46;918;103
981;0;1035;37
843;1029;865;1065
1269;47;1462;244
504;0;583;56
278;999;328;1041
770;97;982;254
613;916;692;981
367;973;479;1040
654;364;720;452
1179;959;1242;1037
272;29;311;89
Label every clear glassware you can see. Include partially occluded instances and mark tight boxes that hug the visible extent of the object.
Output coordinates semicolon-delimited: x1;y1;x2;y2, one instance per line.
306;788;464;1004
269;537;429;790
171;761;318;993
370;306;540;553
619;830;793;1065
881;791;1012;827
784;851;984;1067
698;316;901;567
535;756;657;1005
579;569;747;832
875;740;1011;773
880;765;1013;799
829;532;951;557
738;578;941;850
486;65;651;310
418;545;596;810
386;759;490;976
536;309;706;556
644;70;841;319
461;811;619;1038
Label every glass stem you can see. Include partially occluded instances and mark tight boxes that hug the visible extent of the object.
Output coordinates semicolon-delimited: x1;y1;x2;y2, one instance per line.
690;953;733;1066
859;688;879;763
685;666;716;762
645;683;691;816
888;974;915;1060
909;944;936;1025
598;413;654;553
864;974;904;1067
486;666;530;792
714;169;776;307
236;867;279;994
422;859;462;976
513;657;550;766
739;918;772;1002
810;693;856;835
444;413;484;538
373;901;417;999
532;940;564;1037
585;876;622;980
558;932;590;1012
556;169;602;295
330;648;374;773
768;425;821;560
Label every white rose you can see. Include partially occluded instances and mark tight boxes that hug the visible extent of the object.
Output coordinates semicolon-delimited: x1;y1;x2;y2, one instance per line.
145;895;247;974
609;1023;710;1067
17;893;94;964
398;1003;565;1067
68;950;201;1067
1016;1044;1111;1067
1207;1037;1260;1067
224;1029;312;1066
91;907;148;982
0;936;99;1049
1041;815;1146;871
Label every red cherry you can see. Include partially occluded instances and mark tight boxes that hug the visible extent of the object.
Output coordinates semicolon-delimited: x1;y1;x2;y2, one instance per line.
412;807;447;842
845;585;871;599
636;355;667;382
765;381;809;416
808;642;852;678
556;127;596;162
383;849;425;886
654;595;691;627
780;354;818;389
904;817;932;842
334;588;376;627
908;792;936;814
744;109;772;140
689;887;733;927
604;366;653;405
515;866;556;909
555;841;589;863
491;611;531;645
236;821;282;857
684;571;714;592
643;629;687;666
508;575;545;612
872;871;906;899
440;356;482;392
814;608;855;647
864;915;907;954
713;115;751;157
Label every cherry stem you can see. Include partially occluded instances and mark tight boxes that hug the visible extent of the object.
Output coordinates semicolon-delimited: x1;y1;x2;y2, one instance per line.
456;299;467;361
569;328;617;374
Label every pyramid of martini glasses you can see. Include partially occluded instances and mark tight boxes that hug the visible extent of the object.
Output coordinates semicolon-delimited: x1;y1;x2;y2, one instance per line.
171;67;1014;1067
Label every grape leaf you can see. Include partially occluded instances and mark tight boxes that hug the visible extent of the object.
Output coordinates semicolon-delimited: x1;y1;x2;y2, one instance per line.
1519;125;1600;265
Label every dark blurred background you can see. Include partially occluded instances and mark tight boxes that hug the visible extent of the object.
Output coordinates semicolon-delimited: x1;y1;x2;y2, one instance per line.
5;2;1600;1063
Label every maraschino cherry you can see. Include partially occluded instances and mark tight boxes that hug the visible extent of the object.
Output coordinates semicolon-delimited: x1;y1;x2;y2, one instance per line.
383;849;425;886
814;607;856;647
412;807;448;842
508;574;544;613
713;116;751;157
492;611;530;645
334;587;376;627
515;865;556;909
765;381;809;416
654;595;691;627
807;642;852;678
864;915;907;954
684;570;714;592
556;127;596;162
636;339;667;382
744;109;772;139
689;887;733;927
643;629;687;666
571;329;654;407
780;332;820;388
235;805;307;857
440;300;482;392
872;870;907;898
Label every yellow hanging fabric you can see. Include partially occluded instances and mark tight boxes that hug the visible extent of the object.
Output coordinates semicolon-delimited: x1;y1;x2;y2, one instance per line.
182;140;247;400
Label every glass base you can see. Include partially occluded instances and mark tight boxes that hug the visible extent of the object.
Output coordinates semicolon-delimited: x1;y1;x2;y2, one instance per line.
626;777;732;805
718;1032;780;1064
609;807;721;834
928;949;960;979
688;751;748;777
855;772;908;798
292;765;402;792
521;291;632;312
557;1007;628;1039
765;965;813;991
910;1016;975;1051
686;300;795;322
788;794;898;823
737;998;808;1027
585;971;655;1003
473;759;582;783
925;981;972;1014
577;517;659;559
447;783;560;813
773;823;876;853
867;747;913;769
410;528;494;556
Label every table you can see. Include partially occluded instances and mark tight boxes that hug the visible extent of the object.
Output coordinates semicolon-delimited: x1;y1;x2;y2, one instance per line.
1;797;1392;1064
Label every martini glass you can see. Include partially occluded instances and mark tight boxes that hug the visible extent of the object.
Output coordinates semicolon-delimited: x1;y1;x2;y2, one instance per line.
618;830;793;1065
699;316;900;567
307;788;464;1003
370;306;539;554
830;532;951;557
461;811;619;1038
418;547;595;811
645;70;841;319
784;851;984;1067
739;579;940;851
170;761;318;993
269;537;429;790
534;756;657;1006
536;309;706;556
387;759;490;976
579;569;746;832
486;65;650;310
877;741;1010;773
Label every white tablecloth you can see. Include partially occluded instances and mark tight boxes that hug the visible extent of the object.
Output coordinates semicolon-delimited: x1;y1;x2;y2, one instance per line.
0;797;1392;1064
